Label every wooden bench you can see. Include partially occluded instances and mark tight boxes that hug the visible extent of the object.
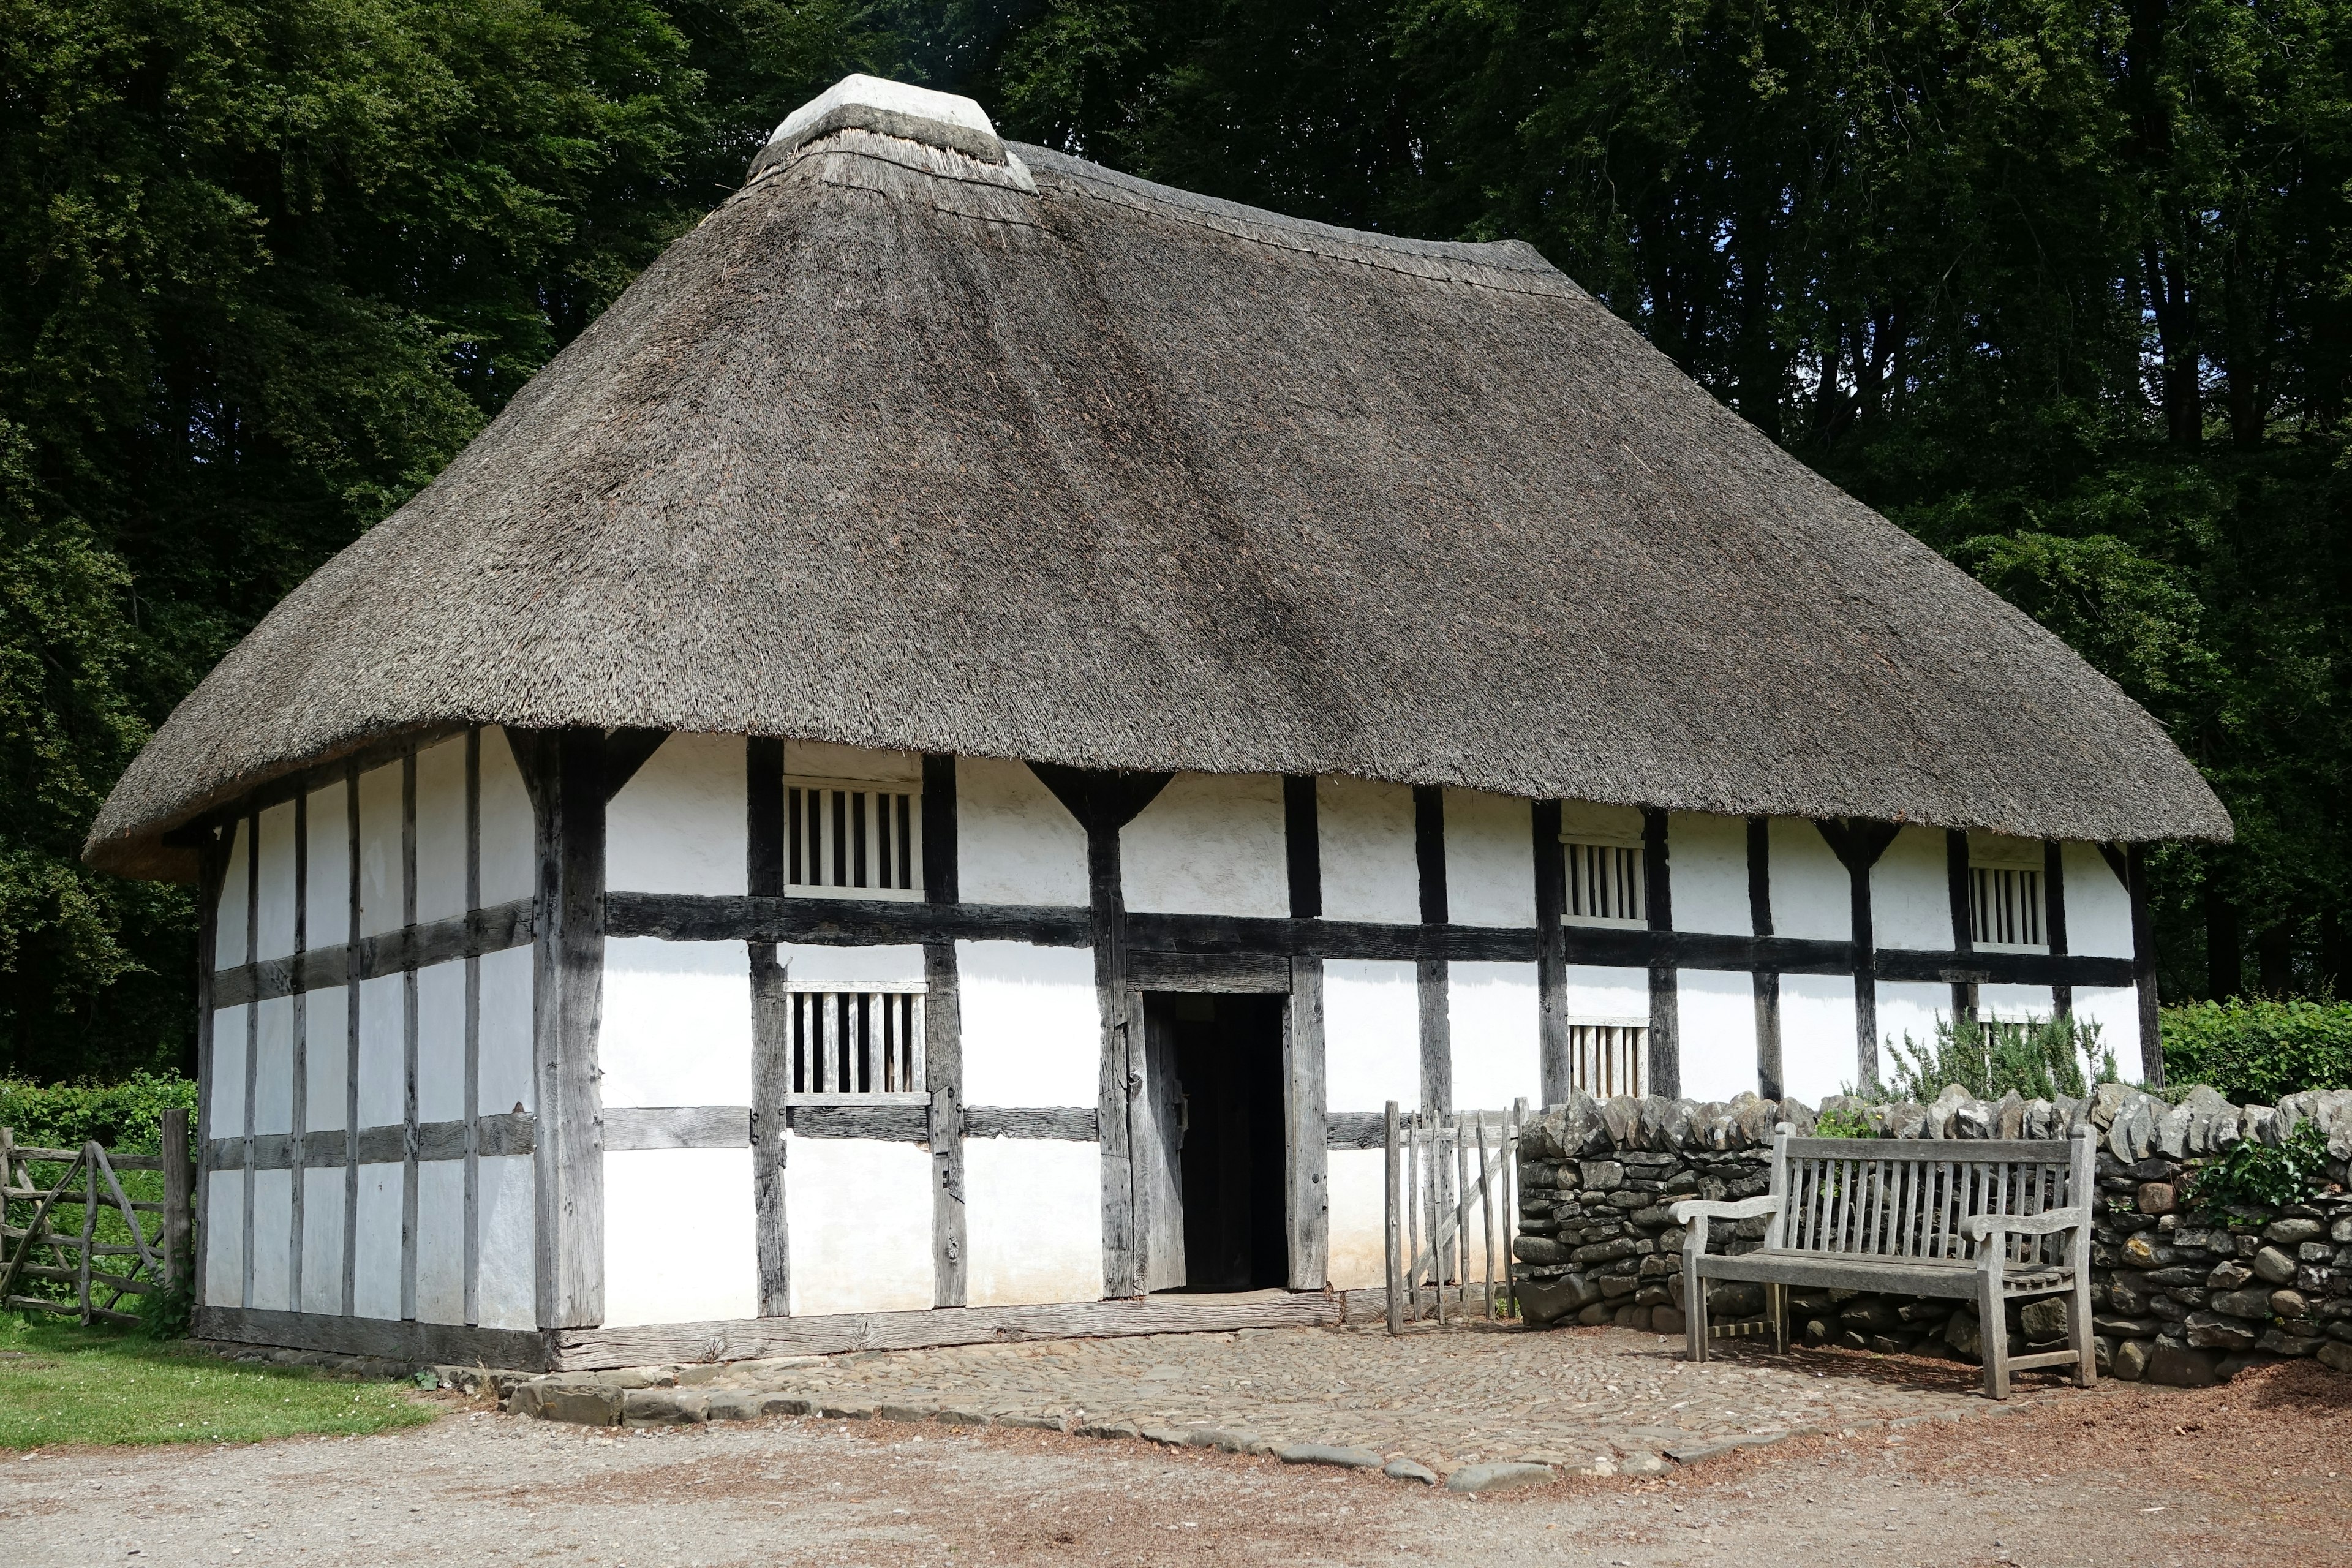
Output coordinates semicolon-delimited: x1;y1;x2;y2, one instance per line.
1669;1124;2097;1399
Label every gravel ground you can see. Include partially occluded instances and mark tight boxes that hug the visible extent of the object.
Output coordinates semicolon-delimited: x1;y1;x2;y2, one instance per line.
4;1346;2347;1567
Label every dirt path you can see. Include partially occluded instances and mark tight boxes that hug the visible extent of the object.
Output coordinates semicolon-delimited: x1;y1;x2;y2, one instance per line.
1;1361;2345;1567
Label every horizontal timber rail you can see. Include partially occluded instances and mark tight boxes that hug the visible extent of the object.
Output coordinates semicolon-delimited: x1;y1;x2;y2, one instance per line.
1;1112;194;1328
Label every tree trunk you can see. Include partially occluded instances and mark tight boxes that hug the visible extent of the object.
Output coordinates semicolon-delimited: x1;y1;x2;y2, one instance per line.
2204;873;2242;999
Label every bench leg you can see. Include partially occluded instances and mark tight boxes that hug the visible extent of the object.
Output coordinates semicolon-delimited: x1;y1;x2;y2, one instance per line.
1978;1272;2010;1401
1686;1269;1707;1364
1769;1283;1787;1355
2068;1270;2098;1389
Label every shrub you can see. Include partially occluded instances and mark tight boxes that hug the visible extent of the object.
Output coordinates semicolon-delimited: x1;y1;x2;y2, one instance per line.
0;1072;197;1155
2160;1000;2352;1103
1880;1014;2117;1103
2188;1120;2332;1212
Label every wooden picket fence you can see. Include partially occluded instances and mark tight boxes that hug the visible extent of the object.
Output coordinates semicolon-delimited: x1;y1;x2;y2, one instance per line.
0;1109;193;1327
1382;1099;1528;1334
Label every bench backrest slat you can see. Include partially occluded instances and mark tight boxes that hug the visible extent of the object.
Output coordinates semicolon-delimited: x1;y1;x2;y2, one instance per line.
1766;1131;2088;1262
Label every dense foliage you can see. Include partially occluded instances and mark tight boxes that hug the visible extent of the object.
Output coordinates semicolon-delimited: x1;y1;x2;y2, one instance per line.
5;0;2350;1079
0;1071;197;1153
1880;1015;2119;1102
2162;998;2352;1100
2188;1117;2335;1208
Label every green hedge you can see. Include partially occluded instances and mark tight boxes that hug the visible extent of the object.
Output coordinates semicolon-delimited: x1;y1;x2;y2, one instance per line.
2160;1000;2352;1103
0;1073;198;1156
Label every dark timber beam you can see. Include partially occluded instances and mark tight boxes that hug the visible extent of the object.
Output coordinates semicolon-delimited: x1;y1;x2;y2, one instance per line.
1533;799;1567;1104
1414;786;1449;1116
1747;818;1781;1100
1643;809;1679;1099
746;736;789;1318
519;729;607;1330
1028;763;1170;1301
1947;828;1977;1023
2044;840;2071;1020
1817;818;1902;1092
924;753;965;1310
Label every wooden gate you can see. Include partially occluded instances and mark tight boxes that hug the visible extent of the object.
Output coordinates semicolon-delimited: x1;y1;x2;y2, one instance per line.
0;1109;194;1327
1382;1099;1526;1334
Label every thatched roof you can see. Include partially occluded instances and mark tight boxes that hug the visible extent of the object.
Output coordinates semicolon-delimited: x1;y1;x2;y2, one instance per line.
86;77;2231;883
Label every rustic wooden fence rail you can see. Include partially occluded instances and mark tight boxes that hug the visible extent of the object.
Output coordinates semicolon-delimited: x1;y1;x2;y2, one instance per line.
1382;1098;1528;1335
0;1109;193;1327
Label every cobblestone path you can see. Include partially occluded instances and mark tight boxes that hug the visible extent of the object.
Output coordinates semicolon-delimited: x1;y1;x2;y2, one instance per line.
682;1320;2076;1474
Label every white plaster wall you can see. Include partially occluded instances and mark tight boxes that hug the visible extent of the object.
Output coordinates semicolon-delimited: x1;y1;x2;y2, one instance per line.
963;1138;1102;1306
415;1159;466;1324
255;801;298;961
1877;980;1950;1068
601;938;753;1108
216;820;249;968
479;945;535;1116
957;757;1088;907
249;1169;291;1311
352;1163;402;1319
603;1148;759;1325
414;962;466;1124
2073;986;2140;1078
1781;974;1858;1103
787;1137;935;1316
251;996;293;1135
1444;791;1534;928
415;735;468;925
305;780;350;949
1121;773;1288;918
203;1172;242;1305
1872;826;1953;952
1983;982;2057;1023
480;728;536;907
477;1153;537;1329
1326;1146;1387;1290
1450;962;1539;1112
1318;777;1418;924
299;1166;343;1314
786;740;920;781
2065;843;2133;959
1677;971;1758;1102
1667;813;1749;937
1562;963;1647;1021
356;974;404;1128
609;733;748;897
777;941;925;988
1769;818;1850;941
1323;959;1419;1113
356;761;402;937
208;1003;247;1136
958;941;1098;1106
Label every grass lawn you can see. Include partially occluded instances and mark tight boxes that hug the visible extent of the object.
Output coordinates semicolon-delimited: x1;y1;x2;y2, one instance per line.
0;1316;437;1447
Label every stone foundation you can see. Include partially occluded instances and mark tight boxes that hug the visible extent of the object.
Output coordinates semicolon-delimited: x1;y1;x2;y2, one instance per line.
1513;1083;2352;1386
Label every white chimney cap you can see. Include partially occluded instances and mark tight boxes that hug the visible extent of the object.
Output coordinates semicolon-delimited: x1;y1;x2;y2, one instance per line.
756;75;1003;174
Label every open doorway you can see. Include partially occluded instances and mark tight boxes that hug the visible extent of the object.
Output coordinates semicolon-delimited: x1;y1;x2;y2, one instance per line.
1137;992;1287;1292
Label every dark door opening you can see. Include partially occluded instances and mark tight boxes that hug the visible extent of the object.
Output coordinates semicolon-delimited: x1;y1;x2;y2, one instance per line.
1140;992;1287;1292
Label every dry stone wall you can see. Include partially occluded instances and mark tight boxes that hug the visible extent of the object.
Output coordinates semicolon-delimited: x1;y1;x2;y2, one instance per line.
1513;1083;2352;1387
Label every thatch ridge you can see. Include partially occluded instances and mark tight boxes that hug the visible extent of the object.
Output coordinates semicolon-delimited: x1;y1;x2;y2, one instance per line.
86;122;2230;881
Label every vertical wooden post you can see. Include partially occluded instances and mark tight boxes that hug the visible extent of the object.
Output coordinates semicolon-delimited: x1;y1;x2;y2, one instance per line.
160;1109;193;1292
923;752;966;1311
1452;1112;1470;1308
1384;1101;1403;1336
2128;844;2161;1087
526;728;608;1330
463;728;483;1326
401;748;420;1324
1284;957;1328;1290
2043;839;2071;1020
1404;1112;1420;1319
1747;818;1781;1101
1532;800;1567;1104
78;1144;97;1324
1947;828;1975;1025
747;736;789;1317
1643;808;1679;1099
1477;1118;1495;1319
1430;1117;1447;1325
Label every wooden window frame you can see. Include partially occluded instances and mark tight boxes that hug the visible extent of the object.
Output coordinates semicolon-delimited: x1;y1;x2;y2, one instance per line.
778;979;927;1104
1561;836;1646;929
783;774;923;903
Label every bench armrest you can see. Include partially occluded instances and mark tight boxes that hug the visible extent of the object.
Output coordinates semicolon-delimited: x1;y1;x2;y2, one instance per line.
1960;1205;2089;1242
1669;1195;1782;1224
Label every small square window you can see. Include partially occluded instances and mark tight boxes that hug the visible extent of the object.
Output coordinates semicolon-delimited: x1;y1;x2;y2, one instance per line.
1566;1018;1647;1098
1968;835;2047;951
1562;839;1645;927
785;776;922;901
783;984;925;1101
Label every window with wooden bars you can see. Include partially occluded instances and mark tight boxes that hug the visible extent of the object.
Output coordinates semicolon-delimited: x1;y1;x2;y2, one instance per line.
784;985;925;1099
1969;864;2046;949
1563;840;1645;927
1566;1020;1646;1098
786;777;921;901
